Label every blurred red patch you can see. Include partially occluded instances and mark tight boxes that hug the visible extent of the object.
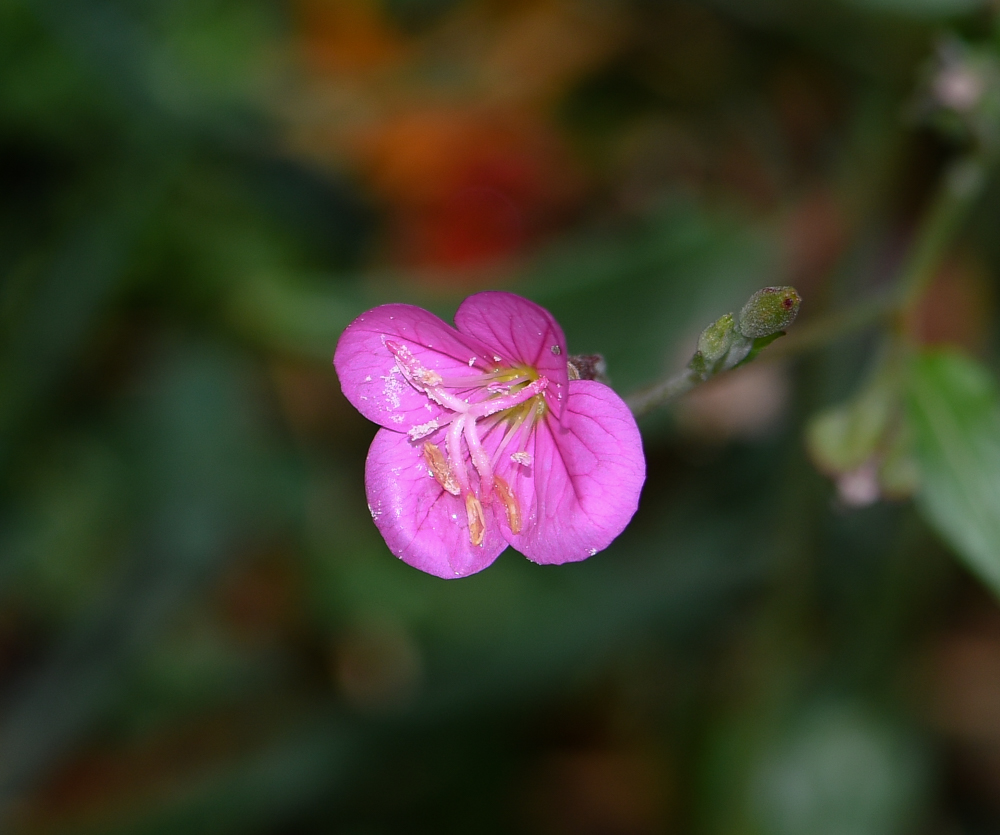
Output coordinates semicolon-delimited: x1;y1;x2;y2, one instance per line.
356;109;582;273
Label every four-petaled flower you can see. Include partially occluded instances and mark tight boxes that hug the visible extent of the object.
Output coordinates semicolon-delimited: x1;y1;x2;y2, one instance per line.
334;292;645;578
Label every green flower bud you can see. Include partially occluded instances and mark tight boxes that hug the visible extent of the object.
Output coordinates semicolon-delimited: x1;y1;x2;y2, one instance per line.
689;313;752;380
683;286;801;386
737;287;801;339
697;313;737;364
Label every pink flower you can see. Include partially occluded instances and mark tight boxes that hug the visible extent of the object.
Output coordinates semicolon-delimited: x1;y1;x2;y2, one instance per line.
334;292;645;578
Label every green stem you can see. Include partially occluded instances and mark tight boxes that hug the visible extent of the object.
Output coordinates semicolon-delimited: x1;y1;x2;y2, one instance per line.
625;369;698;418
622;151;992;419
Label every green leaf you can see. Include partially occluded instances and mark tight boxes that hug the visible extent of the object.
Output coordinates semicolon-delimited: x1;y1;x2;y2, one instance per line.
908;349;1000;596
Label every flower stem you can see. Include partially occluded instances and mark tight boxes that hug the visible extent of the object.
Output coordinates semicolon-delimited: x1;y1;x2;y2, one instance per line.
625;369;698;417
623;150;993;419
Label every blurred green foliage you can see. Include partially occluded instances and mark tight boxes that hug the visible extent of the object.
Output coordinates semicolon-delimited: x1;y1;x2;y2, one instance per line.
3;0;1000;833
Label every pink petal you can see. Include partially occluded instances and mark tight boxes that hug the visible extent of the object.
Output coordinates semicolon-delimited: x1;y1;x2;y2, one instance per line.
365;428;507;578
453;292;569;420
334;304;498;431
500;380;645;564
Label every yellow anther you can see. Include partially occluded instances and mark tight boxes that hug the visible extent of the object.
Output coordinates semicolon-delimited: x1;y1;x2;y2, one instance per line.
423;442;460;496
465;493;486;546
385;338;442;389
414;367;443;387
493;475;522;535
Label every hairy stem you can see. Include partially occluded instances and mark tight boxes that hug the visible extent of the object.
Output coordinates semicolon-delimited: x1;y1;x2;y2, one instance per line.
625;369;698;417
623;150;992;419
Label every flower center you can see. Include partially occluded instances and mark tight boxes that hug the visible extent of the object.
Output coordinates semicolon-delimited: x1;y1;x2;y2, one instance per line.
385;338;547;546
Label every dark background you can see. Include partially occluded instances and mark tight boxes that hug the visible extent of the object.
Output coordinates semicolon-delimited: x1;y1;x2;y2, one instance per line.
3;0;1000;832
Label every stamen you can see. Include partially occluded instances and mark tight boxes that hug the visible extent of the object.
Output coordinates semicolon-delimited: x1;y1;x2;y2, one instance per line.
435;369;515;388
486;375;530;393
409;417;444;441
464;417;494;501
446;415;471;493
426;385;470;413
493;475;521;534
382;334;547;546
465;493;486;546
415;368;442;387
422;443;460;495
490;400;536;469
469;377;548;419
384;339;442;389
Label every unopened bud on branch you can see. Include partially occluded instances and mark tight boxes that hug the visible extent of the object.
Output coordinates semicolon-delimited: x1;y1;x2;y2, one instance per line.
737;286;801;339
697;313;737;366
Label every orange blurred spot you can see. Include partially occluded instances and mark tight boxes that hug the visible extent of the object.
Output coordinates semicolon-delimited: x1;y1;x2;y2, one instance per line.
294;0;407;76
